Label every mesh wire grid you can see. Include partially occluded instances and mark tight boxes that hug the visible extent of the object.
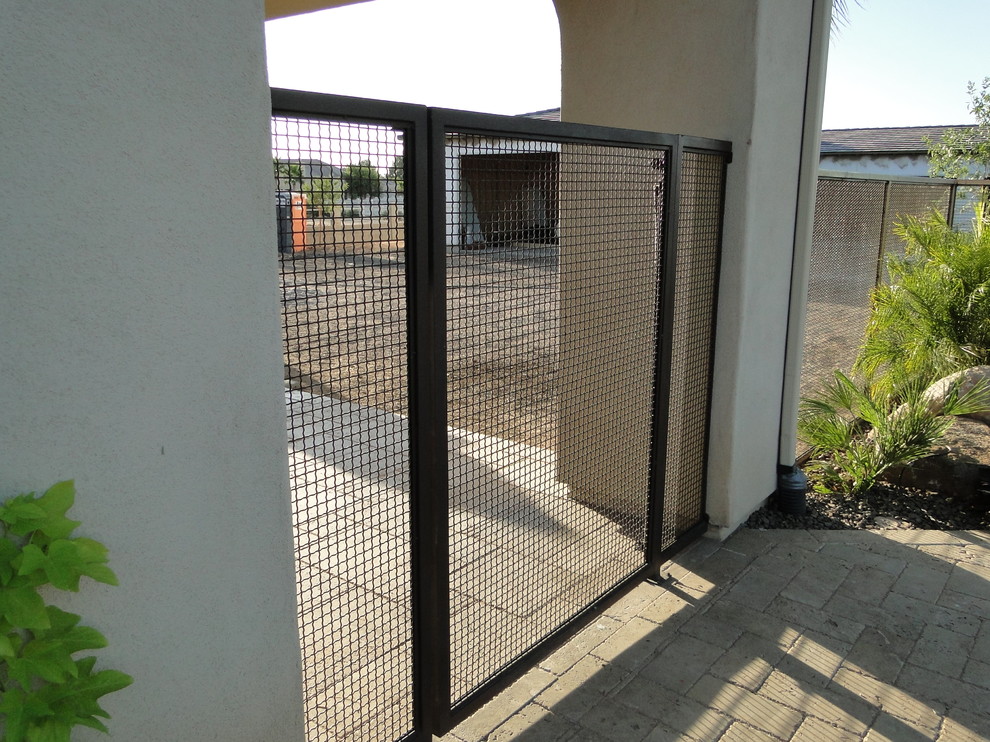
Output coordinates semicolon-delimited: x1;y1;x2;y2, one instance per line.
952;184;989;232
800;178;885;416
797;177;957;459
660;151;726;548
274;115;413;742
880;182;951;276
444;137;665;702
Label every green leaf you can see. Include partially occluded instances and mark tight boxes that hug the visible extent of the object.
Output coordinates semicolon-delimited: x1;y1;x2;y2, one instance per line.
77;668;134;698
71;538;117;586
25;718;71;742
8;609;109;687
0;686;30;742
15;538;116;592
0;538;20;584
0;686;55;742
0;631;17;658
16;543;48;579
8;641;78;685
0;497;46;532
2;482;80;541
72;716;110;734
54;625;108;656
0;585;50;629
0;483;129;740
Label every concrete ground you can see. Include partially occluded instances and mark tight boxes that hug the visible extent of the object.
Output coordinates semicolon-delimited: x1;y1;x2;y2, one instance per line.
442;528;990;742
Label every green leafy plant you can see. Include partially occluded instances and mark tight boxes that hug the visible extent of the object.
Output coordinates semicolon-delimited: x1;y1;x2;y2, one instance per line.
798;370;990;496
0;481;132;741
854;202;990;398
926;77;990;180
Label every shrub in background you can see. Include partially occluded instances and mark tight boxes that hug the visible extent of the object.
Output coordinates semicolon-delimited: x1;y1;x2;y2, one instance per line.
798;370;989;497
855;202;990;399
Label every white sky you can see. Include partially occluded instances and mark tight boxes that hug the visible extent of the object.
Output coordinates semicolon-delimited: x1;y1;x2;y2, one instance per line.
265;0;987;131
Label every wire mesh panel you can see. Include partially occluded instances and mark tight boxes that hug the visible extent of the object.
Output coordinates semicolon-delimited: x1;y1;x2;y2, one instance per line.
880;182;951;269
797;175;964;459
661;150;727;548
952;184;990;232
444;134;666;704
273;91;731;738
274;114;413;742
800;178;885;409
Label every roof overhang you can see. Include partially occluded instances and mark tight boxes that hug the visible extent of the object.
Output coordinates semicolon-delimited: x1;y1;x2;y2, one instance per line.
265;0;372;21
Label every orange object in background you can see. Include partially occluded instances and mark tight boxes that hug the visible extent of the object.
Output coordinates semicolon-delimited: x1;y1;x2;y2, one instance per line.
290;192;309;251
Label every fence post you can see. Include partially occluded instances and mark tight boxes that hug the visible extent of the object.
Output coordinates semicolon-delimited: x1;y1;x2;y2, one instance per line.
947;182;959;229
645;141;680;573
875;180;892;288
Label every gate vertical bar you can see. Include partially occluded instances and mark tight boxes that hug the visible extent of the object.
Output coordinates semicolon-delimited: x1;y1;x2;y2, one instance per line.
409;107;452;737
645;139;681;572
947;183;958;229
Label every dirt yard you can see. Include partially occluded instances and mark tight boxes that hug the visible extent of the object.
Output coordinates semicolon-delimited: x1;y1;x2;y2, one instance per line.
280;246;560;449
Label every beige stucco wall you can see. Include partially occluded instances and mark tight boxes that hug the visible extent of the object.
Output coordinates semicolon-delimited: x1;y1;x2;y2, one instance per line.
0;3;303;740
554;0;829;534
556;145;661;520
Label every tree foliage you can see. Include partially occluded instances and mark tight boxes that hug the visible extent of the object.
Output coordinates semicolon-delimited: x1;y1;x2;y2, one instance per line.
342;159;382;199
854;204;990;398
385;156;404;193
927;78;990;179
273;159;343;210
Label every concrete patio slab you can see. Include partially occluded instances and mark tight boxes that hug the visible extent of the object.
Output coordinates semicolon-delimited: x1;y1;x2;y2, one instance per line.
441;528;990;742
288;391;646;741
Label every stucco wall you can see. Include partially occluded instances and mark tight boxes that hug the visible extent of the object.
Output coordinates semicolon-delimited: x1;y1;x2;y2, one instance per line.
554;0;826;534
0;3;303;740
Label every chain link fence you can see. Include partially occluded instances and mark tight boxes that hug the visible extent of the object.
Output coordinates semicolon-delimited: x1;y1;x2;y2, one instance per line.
798;173;988;458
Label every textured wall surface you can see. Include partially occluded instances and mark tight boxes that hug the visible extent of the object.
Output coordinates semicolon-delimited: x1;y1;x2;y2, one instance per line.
554;0;828;534
0;3;303;739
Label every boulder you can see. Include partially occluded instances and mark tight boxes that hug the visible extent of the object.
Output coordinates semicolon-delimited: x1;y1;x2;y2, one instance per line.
918;365;990;425
882;416;990;498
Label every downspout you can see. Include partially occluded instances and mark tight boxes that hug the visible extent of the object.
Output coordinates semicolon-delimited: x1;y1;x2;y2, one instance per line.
776;0;833;511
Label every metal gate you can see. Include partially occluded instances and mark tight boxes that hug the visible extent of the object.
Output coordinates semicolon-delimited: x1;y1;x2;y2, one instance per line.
273;89;730;742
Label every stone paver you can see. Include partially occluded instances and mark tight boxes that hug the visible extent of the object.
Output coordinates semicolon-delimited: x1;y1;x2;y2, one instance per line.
441;528;990;742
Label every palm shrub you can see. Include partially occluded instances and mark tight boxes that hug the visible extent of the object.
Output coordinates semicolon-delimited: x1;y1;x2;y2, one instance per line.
854;201;990;398
798;370;990;497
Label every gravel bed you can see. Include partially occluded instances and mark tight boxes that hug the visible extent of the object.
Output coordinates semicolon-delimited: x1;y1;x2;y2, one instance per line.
745;481;990;531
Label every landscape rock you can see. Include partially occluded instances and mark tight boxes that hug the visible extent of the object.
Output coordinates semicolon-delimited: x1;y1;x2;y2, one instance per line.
918;365;990;425
882;416;990;498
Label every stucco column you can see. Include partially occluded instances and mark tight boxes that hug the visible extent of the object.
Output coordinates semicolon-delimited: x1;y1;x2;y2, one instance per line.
0;3;304;739
553;0;830;535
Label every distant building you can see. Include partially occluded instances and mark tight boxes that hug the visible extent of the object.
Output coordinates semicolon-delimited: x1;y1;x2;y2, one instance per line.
818;125;971;176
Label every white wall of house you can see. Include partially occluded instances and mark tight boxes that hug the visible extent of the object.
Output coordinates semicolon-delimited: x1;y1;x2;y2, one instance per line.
445;137;560;249
555;0;830;535
820;153;930;177
0;3;303;740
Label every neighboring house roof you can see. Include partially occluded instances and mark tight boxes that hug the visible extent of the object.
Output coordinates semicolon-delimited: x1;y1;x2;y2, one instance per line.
519;110;974;159
279;158;343;180
819;126;971;156
520;107;563;121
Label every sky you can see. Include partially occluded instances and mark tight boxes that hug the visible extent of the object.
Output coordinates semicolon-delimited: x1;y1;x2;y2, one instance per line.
265;0;987;132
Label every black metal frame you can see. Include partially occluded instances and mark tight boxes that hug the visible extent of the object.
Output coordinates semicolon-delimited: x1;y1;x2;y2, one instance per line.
271;88;731;741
